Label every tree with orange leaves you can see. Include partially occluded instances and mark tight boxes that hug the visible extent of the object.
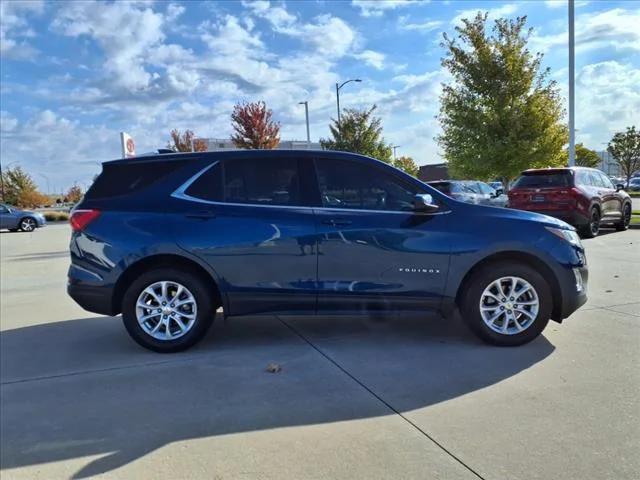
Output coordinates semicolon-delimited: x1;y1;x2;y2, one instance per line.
168;129;208;152
230;101;280;149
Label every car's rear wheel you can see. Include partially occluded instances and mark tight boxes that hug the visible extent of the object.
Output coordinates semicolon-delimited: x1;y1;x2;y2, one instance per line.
460;262;552;346
122;268;215;353
615;203;631;231
19;217;37;232
580;207;600;238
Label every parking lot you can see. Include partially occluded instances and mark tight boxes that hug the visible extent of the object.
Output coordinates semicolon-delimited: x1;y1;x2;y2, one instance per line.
1;224;638;479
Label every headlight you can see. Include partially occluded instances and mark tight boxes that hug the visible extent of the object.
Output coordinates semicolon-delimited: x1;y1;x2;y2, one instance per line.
546;226;582;246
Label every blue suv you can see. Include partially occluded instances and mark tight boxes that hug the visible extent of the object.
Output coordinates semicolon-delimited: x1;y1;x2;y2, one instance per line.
68;150;588;352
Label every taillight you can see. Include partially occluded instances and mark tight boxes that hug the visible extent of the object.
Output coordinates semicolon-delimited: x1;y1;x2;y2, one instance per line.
70;209;101;232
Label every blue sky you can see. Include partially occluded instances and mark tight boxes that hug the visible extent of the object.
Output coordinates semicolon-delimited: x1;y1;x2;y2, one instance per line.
1;0;639;192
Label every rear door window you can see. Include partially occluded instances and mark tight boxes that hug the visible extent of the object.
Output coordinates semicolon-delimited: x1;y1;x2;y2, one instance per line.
184;163;223;202
223;158;300;206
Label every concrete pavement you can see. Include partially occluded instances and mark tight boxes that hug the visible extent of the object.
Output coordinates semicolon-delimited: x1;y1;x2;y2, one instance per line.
1;224;638;479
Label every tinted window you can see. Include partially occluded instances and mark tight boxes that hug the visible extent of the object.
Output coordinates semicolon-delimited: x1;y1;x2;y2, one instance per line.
0;205;8;213
477;182;494;194
316;158;417;211
575;170;592;186
597;172;614;189
87;161;183;199
184;163;223;201
224;158;300;206
588;171;604;188
512;172;572;188
429;182;451;194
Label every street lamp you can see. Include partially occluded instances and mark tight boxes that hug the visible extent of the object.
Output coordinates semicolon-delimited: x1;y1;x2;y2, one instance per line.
392;145;401;160
299;101;311;147
335;78;362;125
568;0;575;166
39;173;50;195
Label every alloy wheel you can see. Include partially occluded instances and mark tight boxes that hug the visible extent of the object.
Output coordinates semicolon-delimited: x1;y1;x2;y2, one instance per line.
21;218;36;232
135;281;197;341
479;276;539;335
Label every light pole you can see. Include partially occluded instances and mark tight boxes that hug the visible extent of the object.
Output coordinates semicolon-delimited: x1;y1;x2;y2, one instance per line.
299;101;311;147
39;173;50;195
335;78;362;125
568;0;575;166
392;145;401;160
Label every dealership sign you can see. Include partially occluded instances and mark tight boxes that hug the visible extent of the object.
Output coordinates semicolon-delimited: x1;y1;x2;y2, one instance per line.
120;132;136;158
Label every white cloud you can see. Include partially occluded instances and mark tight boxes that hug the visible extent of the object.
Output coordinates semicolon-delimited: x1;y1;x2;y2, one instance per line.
575;61;640;147
398;16;443;33
354;50;385;70
544;0;590;9
52;2;168;91
531;7;640;54
451;4;518;26
0;0;44;60
352;0;423;18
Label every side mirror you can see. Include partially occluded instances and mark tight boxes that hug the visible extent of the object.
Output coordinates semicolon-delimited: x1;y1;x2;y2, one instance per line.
413;194;439;212
494;188;504;197
616;183;624;191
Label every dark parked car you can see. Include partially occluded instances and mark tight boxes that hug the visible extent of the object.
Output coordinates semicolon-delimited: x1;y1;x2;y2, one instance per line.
68;151;588;352
508;167;632;238
428;180;508;207
0;203;46;232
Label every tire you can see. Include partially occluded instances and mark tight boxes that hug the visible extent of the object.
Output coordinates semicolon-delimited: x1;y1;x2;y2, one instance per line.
19;217;37;232
122;268;216;353
460;262;552;346
579;207;600;239
615;203;631;231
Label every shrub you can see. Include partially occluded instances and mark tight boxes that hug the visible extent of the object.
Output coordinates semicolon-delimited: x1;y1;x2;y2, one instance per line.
43;211;70;222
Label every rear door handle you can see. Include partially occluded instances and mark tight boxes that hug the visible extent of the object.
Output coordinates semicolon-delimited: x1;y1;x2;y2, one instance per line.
322;219;352;226
186;210;217;220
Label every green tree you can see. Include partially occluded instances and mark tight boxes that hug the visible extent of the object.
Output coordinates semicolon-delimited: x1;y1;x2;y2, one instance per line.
1;166;42;207
572;143;601;168
607;126;640;186
437;13;567;182
320;105;392;162
392;156;419;176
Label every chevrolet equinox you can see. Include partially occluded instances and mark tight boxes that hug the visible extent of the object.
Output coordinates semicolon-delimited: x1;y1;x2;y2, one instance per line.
68;150;588;352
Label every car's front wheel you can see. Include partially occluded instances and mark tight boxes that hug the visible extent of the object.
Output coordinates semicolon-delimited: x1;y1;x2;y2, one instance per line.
19;217;37;232
122;268;215;353
460;262;552;346
615;203;631;231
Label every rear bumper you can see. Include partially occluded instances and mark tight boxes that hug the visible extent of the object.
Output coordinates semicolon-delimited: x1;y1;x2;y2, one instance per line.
67;264;117;316
511;207;589;227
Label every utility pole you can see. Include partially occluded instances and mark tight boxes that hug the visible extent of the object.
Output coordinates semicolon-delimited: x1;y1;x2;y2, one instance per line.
568;0;576;166
392;145;400;160
299;101;311;147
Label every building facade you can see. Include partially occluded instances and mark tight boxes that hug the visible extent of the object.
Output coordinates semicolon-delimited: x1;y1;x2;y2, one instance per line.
203;138;321;151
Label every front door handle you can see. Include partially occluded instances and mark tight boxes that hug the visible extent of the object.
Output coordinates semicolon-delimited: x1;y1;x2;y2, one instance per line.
322;219;352;226
186;210;217;220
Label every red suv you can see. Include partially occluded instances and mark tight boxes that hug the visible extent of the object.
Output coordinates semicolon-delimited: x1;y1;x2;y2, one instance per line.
508;167;632;238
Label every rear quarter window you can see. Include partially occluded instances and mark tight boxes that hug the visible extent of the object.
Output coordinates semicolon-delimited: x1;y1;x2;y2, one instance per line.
86;161;184;199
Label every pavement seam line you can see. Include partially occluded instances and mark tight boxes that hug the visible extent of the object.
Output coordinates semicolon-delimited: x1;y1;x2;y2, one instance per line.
276;315;486;480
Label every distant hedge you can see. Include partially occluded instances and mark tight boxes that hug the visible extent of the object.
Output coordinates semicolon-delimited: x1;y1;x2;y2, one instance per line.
43;211;69;222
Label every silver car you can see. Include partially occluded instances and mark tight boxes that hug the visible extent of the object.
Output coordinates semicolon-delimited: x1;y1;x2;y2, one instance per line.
0;204;46;232
428;180;508;207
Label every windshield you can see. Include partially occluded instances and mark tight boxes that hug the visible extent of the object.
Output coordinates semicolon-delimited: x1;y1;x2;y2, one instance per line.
512;172;572;188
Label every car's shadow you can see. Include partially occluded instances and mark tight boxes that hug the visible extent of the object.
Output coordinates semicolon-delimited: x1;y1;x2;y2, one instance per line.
0;313;555;478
